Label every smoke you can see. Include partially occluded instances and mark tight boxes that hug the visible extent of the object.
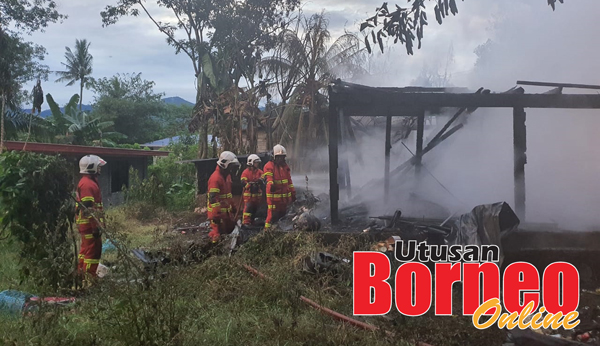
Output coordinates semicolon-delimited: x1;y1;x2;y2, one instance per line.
299;0;600;230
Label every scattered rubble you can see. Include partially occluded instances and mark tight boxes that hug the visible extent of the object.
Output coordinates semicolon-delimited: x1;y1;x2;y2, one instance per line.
302;252;350;274
371;236;402;253
293;211;321;232
364;201;519;264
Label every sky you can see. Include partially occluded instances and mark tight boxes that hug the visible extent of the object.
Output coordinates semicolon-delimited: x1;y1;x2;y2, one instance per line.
18;0;586;110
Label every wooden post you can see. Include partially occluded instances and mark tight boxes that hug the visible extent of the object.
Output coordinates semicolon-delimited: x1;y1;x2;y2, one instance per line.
338;114;347;192
328;101;340;224
384;116;392;203
415;111;425;177
513;107;527;221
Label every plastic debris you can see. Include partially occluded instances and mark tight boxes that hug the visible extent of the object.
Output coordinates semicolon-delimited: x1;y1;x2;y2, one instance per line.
0;290;34;317
97;263;110;278
0;290;75;317
102;239;117;253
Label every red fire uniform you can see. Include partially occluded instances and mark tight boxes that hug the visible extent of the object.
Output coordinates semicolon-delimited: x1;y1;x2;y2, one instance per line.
75;175;104;276
240;167;264;225
207;166;236;241
263;160;296;229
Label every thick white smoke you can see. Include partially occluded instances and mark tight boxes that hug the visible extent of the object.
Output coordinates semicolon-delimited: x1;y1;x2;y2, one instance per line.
298;0;600;230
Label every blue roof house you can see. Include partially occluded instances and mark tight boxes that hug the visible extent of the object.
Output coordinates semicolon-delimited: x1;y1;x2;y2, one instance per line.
142;134;219;150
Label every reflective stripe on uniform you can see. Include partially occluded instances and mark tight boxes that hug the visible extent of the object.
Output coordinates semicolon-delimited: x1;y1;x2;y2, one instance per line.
81;196;95;202
83;234;95;239
209;188;220;193
263;172;273;176
268;205;276;209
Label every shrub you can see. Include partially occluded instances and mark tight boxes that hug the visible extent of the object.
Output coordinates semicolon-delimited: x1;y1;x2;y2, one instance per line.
0;151;76;292
123;135;199;215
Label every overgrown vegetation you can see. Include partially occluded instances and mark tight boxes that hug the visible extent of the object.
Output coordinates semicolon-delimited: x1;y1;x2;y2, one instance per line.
123;137;199;217
0;151;76;292
0;223;507;346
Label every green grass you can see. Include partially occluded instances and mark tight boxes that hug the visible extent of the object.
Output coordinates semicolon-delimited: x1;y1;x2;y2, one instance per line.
0;239;23;290
0;207;508;346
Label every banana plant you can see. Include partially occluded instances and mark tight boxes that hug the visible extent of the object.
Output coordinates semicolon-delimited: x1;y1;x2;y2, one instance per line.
46;93;126;146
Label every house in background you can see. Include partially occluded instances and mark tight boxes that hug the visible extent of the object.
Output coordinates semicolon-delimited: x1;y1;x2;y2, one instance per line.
3;141;170;207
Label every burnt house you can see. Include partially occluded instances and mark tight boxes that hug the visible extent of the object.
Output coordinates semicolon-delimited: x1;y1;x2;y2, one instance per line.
327;79;600;223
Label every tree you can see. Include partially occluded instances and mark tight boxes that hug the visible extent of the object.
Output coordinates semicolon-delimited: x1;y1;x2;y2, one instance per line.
0;0;66;35
100;0;300;158
0;0;65;152
160;104;195;138
55;39;94;111
359;0;565;55
90;73;165;144
259;12;367;166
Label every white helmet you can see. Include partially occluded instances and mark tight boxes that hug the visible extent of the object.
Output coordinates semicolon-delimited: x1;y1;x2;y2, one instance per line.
217;151;240;169
247;154;261;166
79;155;106;174
273;144;287;156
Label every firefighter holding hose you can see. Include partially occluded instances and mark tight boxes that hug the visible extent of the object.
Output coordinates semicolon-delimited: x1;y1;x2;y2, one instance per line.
263;144;296;229
240;154;265;226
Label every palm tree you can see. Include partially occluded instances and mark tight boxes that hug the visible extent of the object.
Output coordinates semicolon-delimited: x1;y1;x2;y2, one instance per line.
258;12;367;164
55;39;93;111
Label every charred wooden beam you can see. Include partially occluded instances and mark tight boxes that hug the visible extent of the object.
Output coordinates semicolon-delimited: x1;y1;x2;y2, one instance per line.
513;107;527;221
338;114;346;192
517;80;600;90
384;116;392;203
426;107;466;149
328;96;340;224
415;111;425;176
329;92;600;116
391;123;464;177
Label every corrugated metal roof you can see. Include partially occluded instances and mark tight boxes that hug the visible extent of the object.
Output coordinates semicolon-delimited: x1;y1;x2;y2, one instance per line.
142;134;217;148
3;141;170;158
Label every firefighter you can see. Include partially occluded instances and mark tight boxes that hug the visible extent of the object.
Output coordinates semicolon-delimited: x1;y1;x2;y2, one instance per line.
240;154;264;226
76;154;106;278
207;151;240;242
263;144;296;229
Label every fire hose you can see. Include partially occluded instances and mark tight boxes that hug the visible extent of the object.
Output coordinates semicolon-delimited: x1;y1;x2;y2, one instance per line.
241;264;391;335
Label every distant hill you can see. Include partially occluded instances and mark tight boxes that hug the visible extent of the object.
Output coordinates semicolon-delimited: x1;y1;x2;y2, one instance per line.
34;104;93;118
23;96;195;118
163;96;194;107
